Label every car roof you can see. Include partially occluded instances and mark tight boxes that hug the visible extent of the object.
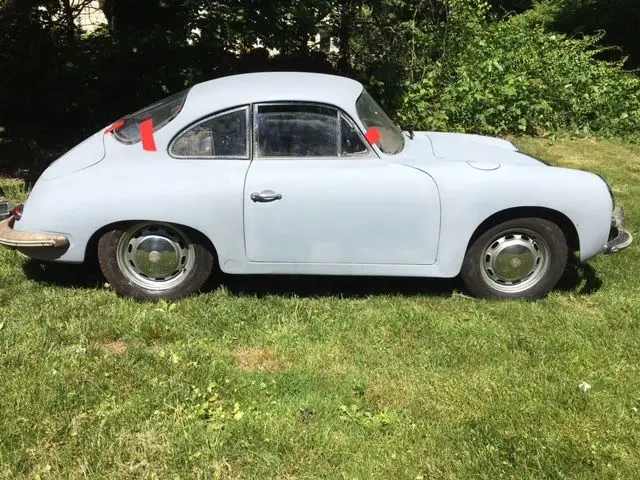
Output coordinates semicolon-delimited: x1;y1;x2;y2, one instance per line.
184;71;365;112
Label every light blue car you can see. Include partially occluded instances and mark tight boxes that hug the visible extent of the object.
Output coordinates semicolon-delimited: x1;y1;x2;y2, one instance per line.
0;72;632;300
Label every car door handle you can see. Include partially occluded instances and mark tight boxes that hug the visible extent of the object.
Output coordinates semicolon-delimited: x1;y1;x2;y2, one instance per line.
250;191;283;203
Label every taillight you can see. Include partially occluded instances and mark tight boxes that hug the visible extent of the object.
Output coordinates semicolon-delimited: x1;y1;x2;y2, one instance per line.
11;204;23;221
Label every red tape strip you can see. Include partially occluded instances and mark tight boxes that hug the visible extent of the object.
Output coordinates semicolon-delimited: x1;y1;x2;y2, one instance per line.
364;127;381;145
140;119;157;152
104;120;125;134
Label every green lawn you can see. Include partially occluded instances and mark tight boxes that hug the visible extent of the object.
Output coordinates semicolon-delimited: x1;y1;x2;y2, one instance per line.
1;137;639;479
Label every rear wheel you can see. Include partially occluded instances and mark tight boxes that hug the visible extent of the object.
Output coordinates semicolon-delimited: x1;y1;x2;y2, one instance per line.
460;218;568;300
97;222;214;301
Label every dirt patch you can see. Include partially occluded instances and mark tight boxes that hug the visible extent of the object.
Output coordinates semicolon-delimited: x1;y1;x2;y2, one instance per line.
232;346;286;373
100;340;127;356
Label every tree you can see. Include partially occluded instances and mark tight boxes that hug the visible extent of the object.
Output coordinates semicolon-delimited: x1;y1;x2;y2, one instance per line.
550;0;640;69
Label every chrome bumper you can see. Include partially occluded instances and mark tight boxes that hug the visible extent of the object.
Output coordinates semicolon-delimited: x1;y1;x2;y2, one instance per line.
0;216;69;248
603;205;633;254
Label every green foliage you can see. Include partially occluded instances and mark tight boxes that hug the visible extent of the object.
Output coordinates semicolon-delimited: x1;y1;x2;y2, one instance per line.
348;0;451;113
339;403;399;429
550;0;640;69
171;382;245;427
397;6;640;138
0;178;29;203
2;0;640;179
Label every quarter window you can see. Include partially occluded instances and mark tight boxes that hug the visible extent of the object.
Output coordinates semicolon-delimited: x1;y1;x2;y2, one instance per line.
340;114;368;155
171;106;249;158
355;89;405;155
114;89;190;144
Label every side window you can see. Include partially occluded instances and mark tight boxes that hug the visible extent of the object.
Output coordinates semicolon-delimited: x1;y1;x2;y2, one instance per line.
171;106;249;158
256;104;339;157
340;114;368;155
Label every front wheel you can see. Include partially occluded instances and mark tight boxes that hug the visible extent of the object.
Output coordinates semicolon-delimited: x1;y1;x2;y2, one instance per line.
460;218;568;300
97;222;214;301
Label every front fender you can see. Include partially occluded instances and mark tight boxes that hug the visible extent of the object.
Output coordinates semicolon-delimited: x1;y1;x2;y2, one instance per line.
427;163;613;276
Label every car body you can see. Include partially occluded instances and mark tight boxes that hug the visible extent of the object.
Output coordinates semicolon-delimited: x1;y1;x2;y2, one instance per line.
0;71;632;300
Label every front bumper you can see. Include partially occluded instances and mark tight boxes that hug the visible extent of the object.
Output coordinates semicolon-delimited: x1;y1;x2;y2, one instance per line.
603;205;633;254
0;216;69;248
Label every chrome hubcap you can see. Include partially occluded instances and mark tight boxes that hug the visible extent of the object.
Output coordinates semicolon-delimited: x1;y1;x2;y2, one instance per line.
117;223;195;291
480;228;550;293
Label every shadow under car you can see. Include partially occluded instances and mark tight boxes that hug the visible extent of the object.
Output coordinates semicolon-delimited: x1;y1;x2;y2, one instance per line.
20;254;601;299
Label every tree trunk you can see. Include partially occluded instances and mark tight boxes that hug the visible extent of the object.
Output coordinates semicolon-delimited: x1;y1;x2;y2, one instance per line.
337;1;354;73
99;0;116;31
60;0;77;52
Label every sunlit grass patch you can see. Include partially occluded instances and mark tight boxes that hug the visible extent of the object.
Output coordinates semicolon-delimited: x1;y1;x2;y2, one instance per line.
1;137;639;479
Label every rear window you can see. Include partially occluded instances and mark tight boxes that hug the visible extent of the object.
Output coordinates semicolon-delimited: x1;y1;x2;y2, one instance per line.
113;89;190;144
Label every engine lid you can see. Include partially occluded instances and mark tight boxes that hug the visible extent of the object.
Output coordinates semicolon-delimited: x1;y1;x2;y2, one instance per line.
41;129;106;180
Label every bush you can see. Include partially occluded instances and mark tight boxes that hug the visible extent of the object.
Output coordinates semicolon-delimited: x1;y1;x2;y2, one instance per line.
397;6;640;138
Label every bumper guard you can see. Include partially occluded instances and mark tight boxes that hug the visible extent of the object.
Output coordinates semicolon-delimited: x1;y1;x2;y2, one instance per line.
603;205;633;254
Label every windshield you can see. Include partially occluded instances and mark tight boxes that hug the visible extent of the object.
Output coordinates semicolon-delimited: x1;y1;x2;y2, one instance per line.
113;88;190;144
355;90;404;154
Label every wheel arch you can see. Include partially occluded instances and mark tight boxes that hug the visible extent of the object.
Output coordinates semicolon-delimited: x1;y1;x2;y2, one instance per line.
466;207;580;254
84;220;219;267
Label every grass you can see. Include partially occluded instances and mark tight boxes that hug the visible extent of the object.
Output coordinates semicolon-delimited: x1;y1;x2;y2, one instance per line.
0;136;639;479
0;177;29;203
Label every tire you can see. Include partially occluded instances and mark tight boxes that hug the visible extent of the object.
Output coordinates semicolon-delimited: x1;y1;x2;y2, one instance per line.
97;222;214;301
460;217;568;300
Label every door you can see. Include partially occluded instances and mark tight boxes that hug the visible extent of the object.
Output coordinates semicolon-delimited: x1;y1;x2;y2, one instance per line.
243;103;440;265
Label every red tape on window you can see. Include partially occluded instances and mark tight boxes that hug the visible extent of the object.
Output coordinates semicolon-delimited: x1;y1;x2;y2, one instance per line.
364;127;381;145
140;119;157;152
104;120;124;134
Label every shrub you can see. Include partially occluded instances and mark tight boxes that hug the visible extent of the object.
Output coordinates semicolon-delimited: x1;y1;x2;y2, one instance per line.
397;6;640;138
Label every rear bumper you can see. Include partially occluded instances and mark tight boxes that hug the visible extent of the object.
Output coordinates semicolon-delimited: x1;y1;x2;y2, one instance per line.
603;205;633;254
0;216;69;248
